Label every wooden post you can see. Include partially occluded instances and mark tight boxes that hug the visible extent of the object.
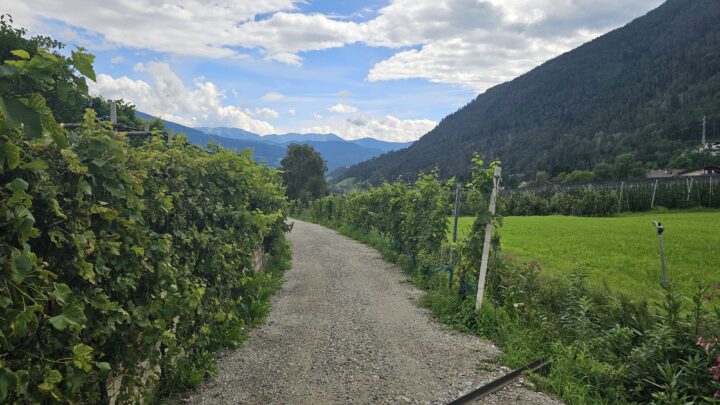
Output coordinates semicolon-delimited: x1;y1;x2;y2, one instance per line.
144;123;150;133
167;128;174;141
110;101;117;126
449;182;462;288
650;179;658;209
475;166;501;312
452;183;462;244
618;181;624;212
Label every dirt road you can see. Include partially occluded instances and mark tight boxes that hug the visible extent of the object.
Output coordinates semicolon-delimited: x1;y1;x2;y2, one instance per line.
185;220;561;404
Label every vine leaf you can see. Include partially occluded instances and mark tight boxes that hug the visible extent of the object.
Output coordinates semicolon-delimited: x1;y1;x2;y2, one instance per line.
0;368;18;401
11;305;41;337
10;251;33;284
0;97;43;138
48;303;87;331
52;283;72;304
71;48;96;82
72;344;94;372
10;49;30;60
37;369;62;392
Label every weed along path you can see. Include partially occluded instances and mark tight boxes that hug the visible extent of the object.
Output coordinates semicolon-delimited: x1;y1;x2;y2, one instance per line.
185;220;562;404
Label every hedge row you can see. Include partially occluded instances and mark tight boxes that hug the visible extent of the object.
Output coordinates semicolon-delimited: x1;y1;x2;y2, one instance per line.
1;48;288;402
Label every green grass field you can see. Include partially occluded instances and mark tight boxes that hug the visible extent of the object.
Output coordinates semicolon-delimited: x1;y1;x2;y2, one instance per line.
450;210;720;298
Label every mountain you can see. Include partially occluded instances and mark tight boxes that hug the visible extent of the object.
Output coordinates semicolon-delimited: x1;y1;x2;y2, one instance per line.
339;0;720;184
351;137;413;153
135;112;286;166
197;127;263;141
265;133;346;143
137;114;413;171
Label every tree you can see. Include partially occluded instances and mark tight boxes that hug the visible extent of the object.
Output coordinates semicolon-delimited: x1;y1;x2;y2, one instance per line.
564;170;595;183
280;144;329;202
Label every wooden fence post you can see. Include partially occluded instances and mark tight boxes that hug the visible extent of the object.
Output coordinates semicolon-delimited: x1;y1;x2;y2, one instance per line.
475;166;501;312
450;182;462;288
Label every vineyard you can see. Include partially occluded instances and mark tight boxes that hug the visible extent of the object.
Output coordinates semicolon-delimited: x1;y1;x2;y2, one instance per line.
503;176;720;217
303;160;720;404
0;41;289;402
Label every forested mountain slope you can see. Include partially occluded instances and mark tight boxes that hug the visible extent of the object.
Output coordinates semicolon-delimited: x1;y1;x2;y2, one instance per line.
340;0;720;183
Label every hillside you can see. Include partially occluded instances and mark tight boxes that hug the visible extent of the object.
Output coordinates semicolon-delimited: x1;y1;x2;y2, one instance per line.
340;0;720;183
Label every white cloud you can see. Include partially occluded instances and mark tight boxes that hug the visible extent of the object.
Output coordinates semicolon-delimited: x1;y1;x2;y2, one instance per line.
288;109;296;116
249;107;280;119
89;62;275;134
260;91;285;101
344;115;437;142
337;90;352;98
8;0;664;91
328;103;358;113
313;113;323;120
300;114;437;142
5;0;298;58
110;55;124;64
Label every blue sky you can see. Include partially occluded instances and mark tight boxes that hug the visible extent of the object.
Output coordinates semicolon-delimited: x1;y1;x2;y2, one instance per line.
6;0;664;141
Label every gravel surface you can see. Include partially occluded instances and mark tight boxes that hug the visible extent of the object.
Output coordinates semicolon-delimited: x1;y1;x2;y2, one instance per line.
183;220;562;404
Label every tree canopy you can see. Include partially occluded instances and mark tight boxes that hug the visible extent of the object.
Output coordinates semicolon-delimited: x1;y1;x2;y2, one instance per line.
280;143;329;202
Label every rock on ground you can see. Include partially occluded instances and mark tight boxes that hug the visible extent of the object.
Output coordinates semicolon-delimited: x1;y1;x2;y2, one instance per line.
182;220;562;405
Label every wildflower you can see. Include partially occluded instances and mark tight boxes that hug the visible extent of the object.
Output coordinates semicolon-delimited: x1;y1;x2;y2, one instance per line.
715;391;720;399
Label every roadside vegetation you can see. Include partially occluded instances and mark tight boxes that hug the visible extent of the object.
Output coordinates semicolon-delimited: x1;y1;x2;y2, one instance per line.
0;21;290;402
299;157;720;404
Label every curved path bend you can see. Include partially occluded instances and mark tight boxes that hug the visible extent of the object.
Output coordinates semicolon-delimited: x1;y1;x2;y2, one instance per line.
185;220;561;404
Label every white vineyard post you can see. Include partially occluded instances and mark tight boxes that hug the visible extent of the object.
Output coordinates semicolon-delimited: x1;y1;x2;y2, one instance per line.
475;166;501;312
110;100;117;126
651;179;658;209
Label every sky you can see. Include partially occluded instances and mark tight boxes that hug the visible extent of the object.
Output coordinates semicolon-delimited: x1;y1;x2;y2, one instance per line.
5;0;664;142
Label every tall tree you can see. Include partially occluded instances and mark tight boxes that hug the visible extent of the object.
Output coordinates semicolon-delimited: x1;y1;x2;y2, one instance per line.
280;143;329;202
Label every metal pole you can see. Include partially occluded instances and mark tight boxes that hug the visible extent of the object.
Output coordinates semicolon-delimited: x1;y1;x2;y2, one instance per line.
450;182;462;289
653;221;668;288
476;166;501;312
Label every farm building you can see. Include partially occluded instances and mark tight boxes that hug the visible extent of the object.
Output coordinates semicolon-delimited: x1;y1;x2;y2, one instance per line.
680;165;720;176
646;169;681;178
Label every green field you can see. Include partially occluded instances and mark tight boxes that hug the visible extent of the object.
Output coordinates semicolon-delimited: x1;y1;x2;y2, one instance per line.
450;210;720;298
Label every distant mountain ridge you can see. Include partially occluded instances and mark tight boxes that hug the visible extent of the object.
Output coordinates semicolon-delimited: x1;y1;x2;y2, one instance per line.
339;0;720;183
135;113;412;171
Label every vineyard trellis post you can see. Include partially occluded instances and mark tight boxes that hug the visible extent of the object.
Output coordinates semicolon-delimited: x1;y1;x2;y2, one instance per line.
651;179;658;209
110;100;117;125
476;166;501;312
450;182;462;288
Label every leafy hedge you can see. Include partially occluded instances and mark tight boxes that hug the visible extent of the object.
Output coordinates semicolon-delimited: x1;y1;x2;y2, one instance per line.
1;47;288;402
308;170;451;261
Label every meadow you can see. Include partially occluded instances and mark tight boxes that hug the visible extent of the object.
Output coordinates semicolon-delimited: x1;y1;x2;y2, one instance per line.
451;210;720;298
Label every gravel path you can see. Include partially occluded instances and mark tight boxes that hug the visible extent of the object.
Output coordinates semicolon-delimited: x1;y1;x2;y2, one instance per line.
184;220;562;404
